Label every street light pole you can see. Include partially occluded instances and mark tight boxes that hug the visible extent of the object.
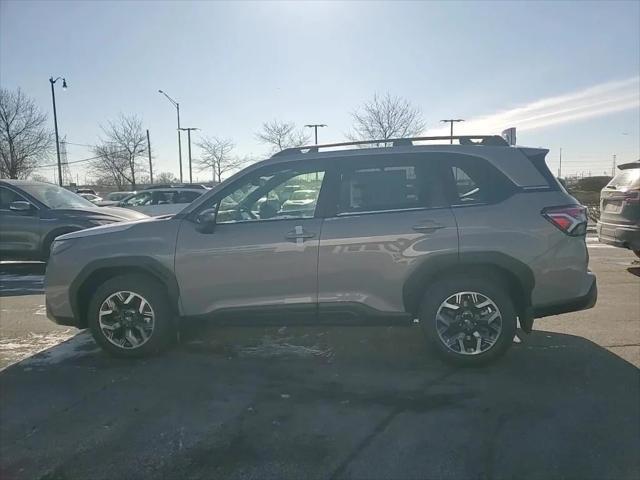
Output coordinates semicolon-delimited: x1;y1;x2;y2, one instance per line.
49;76;67;186
158;89;183;182
304;124;327;145
179;127;199;184
146;129;153;185
440;119;464;144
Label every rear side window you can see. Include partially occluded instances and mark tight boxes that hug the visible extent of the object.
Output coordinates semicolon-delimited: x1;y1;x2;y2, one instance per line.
445;156;515;205
338;165;421;213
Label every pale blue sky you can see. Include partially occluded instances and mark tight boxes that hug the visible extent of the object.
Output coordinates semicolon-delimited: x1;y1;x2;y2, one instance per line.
1;0;639;182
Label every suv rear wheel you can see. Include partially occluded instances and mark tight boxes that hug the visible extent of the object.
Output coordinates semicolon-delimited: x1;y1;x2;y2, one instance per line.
420;275;517;366
87;274;175;357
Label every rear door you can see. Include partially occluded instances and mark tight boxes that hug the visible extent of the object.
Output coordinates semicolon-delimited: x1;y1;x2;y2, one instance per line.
317;155;458;320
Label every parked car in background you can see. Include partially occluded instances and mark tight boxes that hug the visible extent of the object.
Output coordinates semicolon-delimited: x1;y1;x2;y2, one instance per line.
79;193;103;204
96;191;136;207
280;189;318;215
144;184;210;190
75;188;97;195
0;180;147;260
117;187;205;216
597;160;640;257
46;135;596;366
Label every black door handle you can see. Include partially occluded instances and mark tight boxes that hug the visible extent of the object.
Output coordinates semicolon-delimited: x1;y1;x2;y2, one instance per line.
412;222;445;233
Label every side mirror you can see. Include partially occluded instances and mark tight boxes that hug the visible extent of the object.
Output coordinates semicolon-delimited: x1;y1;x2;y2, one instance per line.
9;201;35;213
195;207;217;233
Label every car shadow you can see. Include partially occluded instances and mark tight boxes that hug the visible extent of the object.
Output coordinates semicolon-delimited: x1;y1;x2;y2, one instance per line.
0;328;638;480
0;262;45;297
627;266;640;277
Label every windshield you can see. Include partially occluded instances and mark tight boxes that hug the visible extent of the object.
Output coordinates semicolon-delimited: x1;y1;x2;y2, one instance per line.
20;184;96;209
607;168;640;189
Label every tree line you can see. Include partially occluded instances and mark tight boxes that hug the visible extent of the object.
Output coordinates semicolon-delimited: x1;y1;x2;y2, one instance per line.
0;87;426;185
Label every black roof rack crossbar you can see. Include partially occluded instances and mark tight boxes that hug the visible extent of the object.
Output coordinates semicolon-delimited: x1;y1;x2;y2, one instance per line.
272;135;508;157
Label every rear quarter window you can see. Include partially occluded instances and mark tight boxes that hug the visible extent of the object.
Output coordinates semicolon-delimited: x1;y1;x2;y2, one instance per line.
443;155;516;206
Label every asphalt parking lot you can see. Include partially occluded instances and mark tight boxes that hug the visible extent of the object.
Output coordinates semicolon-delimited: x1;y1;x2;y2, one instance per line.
1;237;639;480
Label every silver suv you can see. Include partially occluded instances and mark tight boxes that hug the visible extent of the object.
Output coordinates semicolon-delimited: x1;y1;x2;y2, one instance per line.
45;135;597;365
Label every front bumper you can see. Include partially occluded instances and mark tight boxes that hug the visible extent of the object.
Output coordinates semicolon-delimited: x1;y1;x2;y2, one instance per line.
597;221;640;251
532;273;597;319
46;299;79;327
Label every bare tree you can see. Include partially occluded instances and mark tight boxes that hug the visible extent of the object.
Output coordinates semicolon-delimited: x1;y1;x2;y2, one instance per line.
348;93;426;143
155;171;178;184
29;173;52;183
256;120;310;153
92;114;147;189
196;136;247;183
0;88;53;179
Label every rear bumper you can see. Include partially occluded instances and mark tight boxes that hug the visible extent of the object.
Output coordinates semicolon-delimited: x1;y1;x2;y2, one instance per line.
532;272;597;319
597;221;640;250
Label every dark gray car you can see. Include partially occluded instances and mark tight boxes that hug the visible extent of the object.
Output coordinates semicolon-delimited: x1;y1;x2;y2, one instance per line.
0;180;147;260
597;161;640;257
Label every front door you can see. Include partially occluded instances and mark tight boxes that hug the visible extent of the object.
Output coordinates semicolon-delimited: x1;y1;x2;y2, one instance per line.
175;164;327;321
0;186;41;258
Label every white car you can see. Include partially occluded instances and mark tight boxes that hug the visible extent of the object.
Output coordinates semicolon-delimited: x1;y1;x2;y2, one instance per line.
280;189;317;214
79;193;103;204
117;188;204;216
97;191;136;206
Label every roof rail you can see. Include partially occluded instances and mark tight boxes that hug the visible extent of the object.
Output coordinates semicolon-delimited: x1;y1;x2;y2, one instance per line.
272;135;509;157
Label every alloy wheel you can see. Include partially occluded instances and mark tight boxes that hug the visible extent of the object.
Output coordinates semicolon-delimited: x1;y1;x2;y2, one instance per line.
435;291;503;355
98;291;155;349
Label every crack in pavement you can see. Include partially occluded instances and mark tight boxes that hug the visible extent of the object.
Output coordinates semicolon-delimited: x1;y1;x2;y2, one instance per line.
328;369;457;479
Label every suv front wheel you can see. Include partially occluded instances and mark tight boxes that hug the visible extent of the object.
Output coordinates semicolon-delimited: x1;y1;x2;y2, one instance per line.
87;274;175;357
420;275;517;366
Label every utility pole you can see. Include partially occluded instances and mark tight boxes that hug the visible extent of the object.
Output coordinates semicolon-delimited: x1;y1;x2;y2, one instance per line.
180;127;199;184
612;154;617;177
304;124;327;145
146;129;153;184
49;76;67;186
558;148;562;178
440;119;464;144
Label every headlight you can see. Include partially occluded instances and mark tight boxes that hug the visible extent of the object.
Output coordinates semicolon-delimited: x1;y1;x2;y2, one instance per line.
50;238;76;256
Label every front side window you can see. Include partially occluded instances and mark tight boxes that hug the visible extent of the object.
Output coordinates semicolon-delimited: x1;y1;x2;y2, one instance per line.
215;168;325;224
337;164;424;214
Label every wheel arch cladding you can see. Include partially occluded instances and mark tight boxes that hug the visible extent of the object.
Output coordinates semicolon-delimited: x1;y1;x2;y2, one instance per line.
70;257;180;328
402;252;534;323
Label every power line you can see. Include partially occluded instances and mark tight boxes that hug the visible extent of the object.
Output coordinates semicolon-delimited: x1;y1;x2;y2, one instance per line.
37;147;137;168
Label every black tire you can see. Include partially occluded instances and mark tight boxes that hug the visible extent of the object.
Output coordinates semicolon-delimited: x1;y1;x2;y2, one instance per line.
87;274;175;358
419;275;517;366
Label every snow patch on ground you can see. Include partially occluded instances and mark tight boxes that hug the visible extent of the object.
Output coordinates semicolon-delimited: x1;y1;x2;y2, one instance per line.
238;335;333;359
0;331;98;370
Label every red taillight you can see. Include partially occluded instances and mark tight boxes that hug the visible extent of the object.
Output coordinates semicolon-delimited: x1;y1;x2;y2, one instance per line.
542;205;588;236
